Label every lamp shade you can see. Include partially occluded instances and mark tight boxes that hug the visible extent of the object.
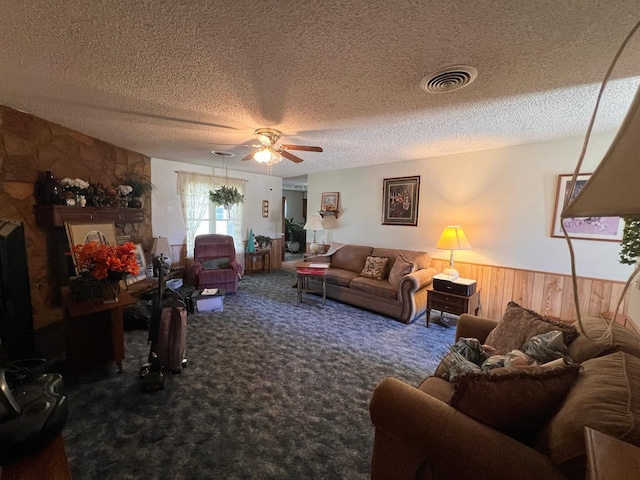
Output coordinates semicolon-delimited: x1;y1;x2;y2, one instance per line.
151;236;172;264
562;83;640;218
303;215;324;231
436;226;471;251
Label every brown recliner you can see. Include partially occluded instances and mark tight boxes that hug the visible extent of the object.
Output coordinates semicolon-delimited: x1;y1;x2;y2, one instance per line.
190;234;242;293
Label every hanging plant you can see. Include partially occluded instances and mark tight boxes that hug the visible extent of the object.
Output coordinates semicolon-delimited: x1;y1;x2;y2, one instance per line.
619;217;640;265
209;185;244;210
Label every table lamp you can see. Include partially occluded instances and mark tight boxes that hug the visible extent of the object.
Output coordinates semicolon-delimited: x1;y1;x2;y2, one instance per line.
151;236;172;276
435;226;471;279
303;215;325;254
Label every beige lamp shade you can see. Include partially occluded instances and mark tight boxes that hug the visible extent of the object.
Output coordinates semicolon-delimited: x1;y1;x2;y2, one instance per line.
562;83;640;219
304;215;324;254
436;226;471;279
151;236;172;265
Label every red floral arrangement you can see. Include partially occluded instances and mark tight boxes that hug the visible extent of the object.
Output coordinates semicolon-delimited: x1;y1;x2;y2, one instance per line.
70;241;140;280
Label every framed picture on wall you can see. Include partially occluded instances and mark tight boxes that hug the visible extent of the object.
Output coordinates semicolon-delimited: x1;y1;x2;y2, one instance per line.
551;173;624;241
382;176;420;226
321;192;340;212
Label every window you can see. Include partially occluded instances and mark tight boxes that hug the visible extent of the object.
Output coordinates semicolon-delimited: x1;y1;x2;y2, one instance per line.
176;172;244;257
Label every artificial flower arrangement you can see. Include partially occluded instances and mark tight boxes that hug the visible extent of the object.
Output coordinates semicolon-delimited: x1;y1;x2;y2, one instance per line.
70;241;140;280
115;184;133;199
59;177;90;192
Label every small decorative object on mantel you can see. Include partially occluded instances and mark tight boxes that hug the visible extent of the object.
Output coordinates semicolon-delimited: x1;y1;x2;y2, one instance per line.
36;170;59;205
118;173;153;208
68;241;140;303
58;177;90;206
115;184;133;208
209;185;245;211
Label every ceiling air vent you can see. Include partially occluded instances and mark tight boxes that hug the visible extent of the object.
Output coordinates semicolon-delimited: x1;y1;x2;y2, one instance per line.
210;151;235;157
420;65;478;93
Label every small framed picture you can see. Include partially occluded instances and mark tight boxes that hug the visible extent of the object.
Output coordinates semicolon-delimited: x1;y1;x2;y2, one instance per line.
382;176;420;226
551;173;624;241
126;244;148;285
321;192;340;212
65;222;119;275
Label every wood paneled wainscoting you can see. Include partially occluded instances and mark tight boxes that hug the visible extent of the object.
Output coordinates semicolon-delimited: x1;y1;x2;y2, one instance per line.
430;259;633;331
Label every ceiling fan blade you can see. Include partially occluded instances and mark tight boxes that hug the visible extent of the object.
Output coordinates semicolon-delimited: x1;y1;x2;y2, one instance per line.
280;150;304;163
280;144;323;152
241;149;259;161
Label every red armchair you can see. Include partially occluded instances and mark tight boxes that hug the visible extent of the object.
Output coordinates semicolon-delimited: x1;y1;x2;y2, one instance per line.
190;234;242;293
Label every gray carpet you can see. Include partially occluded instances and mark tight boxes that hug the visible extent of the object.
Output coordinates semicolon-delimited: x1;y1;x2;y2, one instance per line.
62;270;456;479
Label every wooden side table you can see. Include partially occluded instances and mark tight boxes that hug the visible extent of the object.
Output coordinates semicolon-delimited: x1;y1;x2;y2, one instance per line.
585;427;640;479
245;250;270;274
1;434;71;480
61;287;137;372
426;287;481;327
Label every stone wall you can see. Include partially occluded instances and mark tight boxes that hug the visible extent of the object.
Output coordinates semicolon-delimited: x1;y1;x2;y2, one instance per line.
0;105;152;331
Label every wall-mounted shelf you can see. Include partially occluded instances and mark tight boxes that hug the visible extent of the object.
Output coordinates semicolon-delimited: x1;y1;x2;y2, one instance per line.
318;210;339;219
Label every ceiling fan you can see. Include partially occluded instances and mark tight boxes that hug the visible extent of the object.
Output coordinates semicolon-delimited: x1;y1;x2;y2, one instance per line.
240;128;323;165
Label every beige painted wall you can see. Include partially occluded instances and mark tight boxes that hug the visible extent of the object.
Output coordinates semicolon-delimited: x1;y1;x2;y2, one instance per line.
307;133;639;327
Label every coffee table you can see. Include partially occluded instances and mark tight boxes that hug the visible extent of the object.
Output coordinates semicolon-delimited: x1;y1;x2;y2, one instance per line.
295;261;329;308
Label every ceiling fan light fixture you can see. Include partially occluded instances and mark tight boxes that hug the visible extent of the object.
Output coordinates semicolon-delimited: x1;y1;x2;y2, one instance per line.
253;146;282;165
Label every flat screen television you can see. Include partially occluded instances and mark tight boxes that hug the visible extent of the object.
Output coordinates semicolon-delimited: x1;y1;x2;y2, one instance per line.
0;219;35;364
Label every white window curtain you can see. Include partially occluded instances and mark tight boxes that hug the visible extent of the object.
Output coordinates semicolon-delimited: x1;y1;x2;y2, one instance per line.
176;172;245;257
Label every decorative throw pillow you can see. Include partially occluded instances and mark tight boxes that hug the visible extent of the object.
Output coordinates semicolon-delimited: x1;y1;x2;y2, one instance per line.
388;253;414;286
360;255;389;280
449;363;581;442
485;301;578;354
202;257;231;270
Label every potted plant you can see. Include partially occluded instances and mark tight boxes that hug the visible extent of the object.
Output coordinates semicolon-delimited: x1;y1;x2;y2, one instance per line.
119;173;153;208
254;235;273;251
285;217;305;253
619;217;640;265
209;185;244;210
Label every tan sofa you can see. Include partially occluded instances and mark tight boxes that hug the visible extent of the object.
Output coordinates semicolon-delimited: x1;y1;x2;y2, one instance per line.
369;312;640;479
304;244;437;323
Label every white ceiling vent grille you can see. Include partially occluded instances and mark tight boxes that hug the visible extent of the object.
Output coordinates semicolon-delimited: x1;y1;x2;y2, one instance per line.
420;65;478;93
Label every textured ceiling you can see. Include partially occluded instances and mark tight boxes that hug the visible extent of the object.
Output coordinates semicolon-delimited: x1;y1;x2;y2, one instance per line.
1;1;640;185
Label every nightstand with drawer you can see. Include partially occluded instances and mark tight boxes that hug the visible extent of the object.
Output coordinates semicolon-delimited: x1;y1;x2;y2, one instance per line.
426;287;481;327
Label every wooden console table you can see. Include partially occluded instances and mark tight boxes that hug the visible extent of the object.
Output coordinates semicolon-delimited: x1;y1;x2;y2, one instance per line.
245;250;270;274
61;287;137;372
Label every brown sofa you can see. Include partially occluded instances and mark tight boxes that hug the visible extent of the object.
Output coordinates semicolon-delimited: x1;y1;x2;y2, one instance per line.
304;244;437;323
369;312;640;479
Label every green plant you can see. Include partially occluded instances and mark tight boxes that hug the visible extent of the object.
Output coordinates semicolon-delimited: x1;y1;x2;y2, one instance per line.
119;173;153;197
209;185;244;210
619;217;640;265
254;235;272;250
285;217;305;244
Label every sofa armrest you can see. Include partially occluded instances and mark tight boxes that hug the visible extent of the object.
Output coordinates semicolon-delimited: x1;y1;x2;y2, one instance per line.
370;377;565;480
456;314;498;343
400;267;437;293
